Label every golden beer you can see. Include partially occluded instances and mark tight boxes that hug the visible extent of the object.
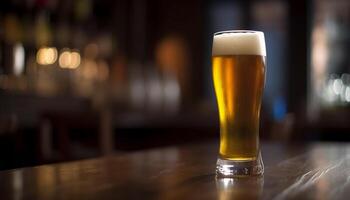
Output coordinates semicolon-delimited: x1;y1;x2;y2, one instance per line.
213;30;266;176
213;55;265;160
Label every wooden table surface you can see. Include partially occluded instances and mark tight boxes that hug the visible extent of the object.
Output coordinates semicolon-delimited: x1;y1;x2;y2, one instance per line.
1;141;350;200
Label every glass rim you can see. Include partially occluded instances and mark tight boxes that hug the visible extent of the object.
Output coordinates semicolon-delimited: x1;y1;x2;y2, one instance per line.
214;30;263;36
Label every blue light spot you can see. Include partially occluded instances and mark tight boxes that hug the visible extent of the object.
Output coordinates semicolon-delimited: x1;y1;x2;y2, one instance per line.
273;97;286;121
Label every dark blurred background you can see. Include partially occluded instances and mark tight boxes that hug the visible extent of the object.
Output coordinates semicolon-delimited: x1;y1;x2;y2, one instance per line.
0;0;349;170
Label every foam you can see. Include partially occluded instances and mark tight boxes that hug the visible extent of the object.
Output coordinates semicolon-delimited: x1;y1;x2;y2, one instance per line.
212;31;266;56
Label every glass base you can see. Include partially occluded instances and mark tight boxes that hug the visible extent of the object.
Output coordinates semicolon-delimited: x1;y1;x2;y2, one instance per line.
216;152;264;177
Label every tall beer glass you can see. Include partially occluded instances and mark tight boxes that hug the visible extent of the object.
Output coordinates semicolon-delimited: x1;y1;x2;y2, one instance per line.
212;30;266;177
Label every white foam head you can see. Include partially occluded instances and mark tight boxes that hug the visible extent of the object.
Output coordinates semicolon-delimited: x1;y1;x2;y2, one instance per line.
212;30;266;56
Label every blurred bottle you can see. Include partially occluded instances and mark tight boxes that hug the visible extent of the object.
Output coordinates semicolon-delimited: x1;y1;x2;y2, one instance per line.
2;14;22;75
34;11;58;96
155;35;190;109
0;13;28;92
110;53;128;103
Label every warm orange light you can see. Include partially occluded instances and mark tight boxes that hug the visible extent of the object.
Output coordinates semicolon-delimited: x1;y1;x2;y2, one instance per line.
36;47;58;65
59;51;71;68
70;52;81;69
59;49;81;69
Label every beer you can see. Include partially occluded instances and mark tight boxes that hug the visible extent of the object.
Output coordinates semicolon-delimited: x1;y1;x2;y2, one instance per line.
213;55;265;160
212;30;266;176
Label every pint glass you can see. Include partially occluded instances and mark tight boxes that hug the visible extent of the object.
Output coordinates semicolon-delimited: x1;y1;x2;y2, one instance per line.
212;30;265;177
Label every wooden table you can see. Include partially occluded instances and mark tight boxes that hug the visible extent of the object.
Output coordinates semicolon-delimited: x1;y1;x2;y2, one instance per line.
1;141;350;200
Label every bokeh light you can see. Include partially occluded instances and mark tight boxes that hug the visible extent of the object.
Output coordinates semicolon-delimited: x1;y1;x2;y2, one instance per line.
36;47;58;65
59;49;81;69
